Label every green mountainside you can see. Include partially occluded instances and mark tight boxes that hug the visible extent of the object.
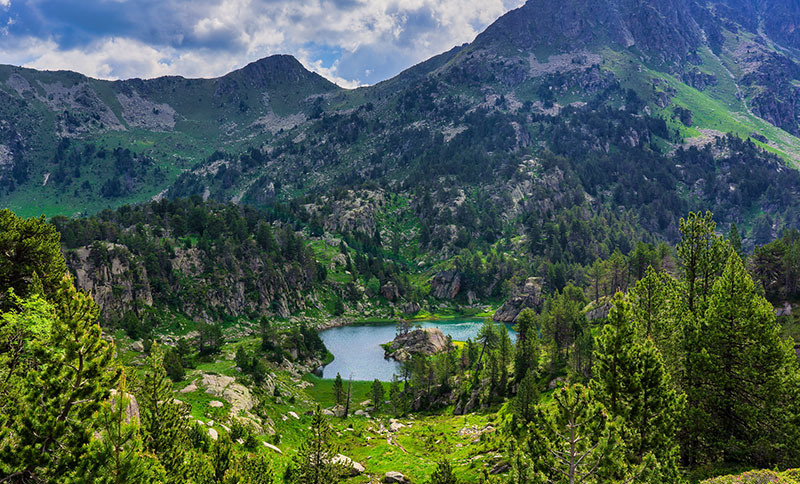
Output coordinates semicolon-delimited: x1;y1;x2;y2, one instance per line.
4;0;800;483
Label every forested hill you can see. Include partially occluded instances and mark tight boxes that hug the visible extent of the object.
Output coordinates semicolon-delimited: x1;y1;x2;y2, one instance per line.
3;0;800;252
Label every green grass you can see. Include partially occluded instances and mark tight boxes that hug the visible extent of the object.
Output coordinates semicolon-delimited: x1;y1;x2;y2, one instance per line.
302;374;389;409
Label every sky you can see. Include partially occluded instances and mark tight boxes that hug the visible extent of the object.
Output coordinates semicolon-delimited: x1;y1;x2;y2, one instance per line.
0;0;525;88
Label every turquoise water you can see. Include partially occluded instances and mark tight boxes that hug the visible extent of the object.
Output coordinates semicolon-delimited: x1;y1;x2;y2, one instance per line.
318;319;515;381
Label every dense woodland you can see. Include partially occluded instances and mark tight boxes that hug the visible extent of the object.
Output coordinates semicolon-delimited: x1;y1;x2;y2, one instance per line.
3;206;800;483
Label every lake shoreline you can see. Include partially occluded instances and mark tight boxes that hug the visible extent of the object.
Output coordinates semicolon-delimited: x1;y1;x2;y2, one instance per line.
315;317;514;381
315;308;497;332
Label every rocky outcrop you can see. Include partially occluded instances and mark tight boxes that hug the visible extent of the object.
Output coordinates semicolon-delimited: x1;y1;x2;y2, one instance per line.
383;471;412;484
65;235;316;321
493;277;543;322
402;301;421;315
682;68;717;91
333;454;365;477
430;271;463;299
65;242;153;317
380;282;400;301
384;328;449;362
586;303;611;321
199;373;263;427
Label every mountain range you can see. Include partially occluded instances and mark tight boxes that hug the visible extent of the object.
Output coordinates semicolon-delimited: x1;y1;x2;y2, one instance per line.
3;0;800;250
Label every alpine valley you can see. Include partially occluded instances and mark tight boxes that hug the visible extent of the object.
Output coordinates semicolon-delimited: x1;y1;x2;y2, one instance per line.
4;1;800;483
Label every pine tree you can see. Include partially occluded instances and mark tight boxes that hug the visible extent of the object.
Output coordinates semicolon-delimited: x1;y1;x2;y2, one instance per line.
514;309;540;387
139;345;189;482
428;459;461;484
225;452;275;483
541;285;586;366
474;319;500;376
285;405;346;484
497;324;513;398
333;372;344;405
371;379;385;412
728;222;743;256
234;345;250;372
0;210;68;310
676;211;726;314
164;347;185;382
84;375;166;483
684;253;800;465
526;383;645;484
0;277;119;482
514;370;539;424
591;295;639;417
591;295;683;482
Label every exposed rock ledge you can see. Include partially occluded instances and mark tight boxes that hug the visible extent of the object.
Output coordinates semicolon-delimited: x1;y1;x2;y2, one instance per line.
384;328;448;362
493;277;543;323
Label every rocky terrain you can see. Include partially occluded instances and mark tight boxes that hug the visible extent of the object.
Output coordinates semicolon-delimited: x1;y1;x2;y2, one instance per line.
384;328;449;362
493;277;543;323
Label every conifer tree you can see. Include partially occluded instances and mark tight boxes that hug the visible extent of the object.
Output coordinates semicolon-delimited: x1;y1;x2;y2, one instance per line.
526;383;645;484
0;210;68;310
514;370;539;424
474;319;500;376
628;268;685;381
139;345;189;482
428;459;461;484
591;295;683;482
497;323;513;397
164;347;185;382
0;276;119;482
225;452;275;484
676;211;726;314
684;253;800;465
371;379;384;412
728;223;743;256
285;405;346;484
85;375;166;483
514;309;540;388
333;372;344;405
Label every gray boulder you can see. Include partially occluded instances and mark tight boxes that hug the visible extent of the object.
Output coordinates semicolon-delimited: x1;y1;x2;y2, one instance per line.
383;471;412;483
333;454;365;476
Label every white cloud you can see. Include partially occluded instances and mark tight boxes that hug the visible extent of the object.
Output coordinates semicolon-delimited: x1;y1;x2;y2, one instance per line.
1;0;526;85
0;0;10;8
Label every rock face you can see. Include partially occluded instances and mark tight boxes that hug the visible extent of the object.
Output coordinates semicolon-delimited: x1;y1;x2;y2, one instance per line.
66;242;153;318
493;277;543;322
383;471;412;484
200;373;262;426
402;301;421;315
586;303;611;321
380;281;400;301
430;271;463;299
65;237;316;321
385;328;448;362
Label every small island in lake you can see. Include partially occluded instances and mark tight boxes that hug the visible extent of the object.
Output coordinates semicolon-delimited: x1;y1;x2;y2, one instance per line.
384;327;449;362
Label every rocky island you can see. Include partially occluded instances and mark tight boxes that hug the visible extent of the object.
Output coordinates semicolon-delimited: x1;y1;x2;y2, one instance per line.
384;327;449;362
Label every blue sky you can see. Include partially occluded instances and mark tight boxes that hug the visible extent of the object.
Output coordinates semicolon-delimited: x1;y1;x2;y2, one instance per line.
0;0;524;87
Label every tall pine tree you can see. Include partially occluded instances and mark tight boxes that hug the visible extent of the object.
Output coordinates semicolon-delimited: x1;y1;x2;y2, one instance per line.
591;295;684;482
139;345;190;482
684;253;800;465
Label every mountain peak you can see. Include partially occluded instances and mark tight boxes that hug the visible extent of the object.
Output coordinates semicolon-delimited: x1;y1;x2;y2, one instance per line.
224;54;339;90
475;0;703;66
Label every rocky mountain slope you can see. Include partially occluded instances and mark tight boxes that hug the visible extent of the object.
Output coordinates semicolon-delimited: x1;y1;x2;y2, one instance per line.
5;0;800;292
